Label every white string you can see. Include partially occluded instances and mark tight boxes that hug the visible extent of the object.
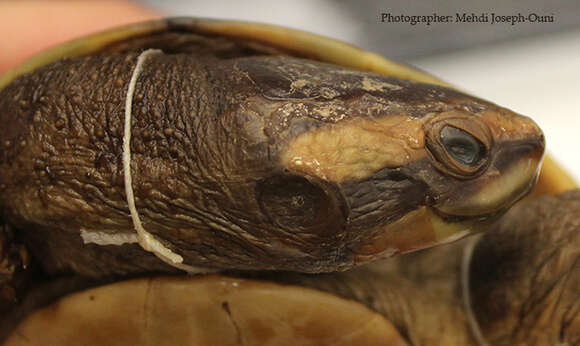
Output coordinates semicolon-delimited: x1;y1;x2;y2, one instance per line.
461;235;490;346
123;49;208;273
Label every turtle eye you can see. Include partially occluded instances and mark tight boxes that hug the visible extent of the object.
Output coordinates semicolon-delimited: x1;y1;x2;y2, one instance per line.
440;126;484;166
425;116;491;178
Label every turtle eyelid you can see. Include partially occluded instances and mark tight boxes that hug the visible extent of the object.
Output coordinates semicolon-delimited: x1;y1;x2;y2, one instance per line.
424;115;492;178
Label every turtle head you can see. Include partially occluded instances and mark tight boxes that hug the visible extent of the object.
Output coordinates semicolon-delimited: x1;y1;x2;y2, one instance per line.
347;107;545;261
244;58;545;268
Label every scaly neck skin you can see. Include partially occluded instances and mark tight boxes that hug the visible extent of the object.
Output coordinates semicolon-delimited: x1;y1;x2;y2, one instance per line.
0;52;265;275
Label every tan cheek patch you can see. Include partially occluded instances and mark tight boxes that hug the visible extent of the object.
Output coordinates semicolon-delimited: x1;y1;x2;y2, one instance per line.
281;115;427;182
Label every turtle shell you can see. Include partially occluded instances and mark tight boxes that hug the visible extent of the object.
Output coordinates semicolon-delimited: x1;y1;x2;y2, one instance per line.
0;17;572;194
0;17;449;92
4;275;407;346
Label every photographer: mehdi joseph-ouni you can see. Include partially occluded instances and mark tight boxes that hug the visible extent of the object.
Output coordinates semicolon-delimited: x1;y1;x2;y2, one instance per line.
380;12;555;25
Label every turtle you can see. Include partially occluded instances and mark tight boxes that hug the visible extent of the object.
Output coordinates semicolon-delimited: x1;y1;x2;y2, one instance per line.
0;17;577;345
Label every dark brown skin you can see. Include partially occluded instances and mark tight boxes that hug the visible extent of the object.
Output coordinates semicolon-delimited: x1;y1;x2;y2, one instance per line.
249;190;580;345
0;51;544;279
469;190;580;344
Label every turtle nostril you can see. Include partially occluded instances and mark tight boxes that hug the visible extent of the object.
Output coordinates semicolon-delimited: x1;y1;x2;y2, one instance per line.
538;133;546;152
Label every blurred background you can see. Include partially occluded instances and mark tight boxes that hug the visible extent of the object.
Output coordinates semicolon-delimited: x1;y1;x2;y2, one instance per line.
138;0;580;182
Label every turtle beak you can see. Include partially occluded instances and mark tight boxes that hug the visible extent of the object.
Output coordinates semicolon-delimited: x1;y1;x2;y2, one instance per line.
434;111;545;217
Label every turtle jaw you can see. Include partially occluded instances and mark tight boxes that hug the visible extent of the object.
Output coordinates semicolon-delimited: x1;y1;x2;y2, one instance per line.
352;115;545;264
352;206;466;263
351;203;511;265
432;124;545;218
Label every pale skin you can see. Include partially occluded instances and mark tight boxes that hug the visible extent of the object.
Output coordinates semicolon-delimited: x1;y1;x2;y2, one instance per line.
0;0;159;74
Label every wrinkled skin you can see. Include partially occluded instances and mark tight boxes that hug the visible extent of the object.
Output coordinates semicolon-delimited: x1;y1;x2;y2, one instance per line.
236;190;580;345
3;190;578;345
0;52;543;278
